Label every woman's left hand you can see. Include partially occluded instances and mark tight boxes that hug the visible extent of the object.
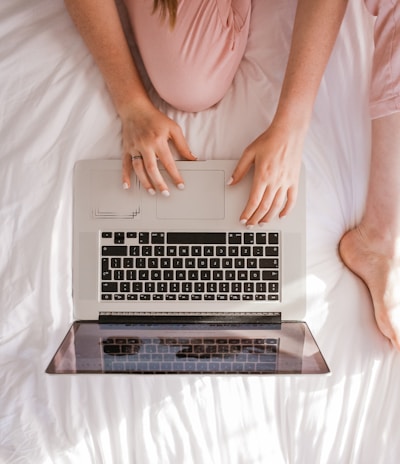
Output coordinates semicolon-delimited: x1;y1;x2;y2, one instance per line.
228;122;305;226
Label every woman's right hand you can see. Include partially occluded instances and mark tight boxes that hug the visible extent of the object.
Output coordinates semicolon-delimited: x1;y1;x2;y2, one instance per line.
121;100;197;196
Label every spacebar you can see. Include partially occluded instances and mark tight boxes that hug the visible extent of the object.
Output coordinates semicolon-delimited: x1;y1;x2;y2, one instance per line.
167;232;226;244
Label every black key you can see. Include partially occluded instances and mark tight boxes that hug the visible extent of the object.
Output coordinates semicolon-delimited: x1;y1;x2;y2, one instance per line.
167;232;226;244
262;270;279;280
268;282;279;293
151;232;165;244
102;246;127;256
102;270;112;280
240;247;251;257
111;258;121;268
163;270;174;280
256;233;267;244
114;270;124;280
167;246;177;256
136;258;146;268
175;270;186;280
216;246;226;256
145;282;155;292
179;246;189;256
185;258;196;268
244;233;254;244
197;258;208;268
265;246;279;256
127;232;137;239
235;258;245;268
259;258;279;269
102;282;117;292
148;258;159;268
256;282;267;292
130;246;140;256
127;270;136;280
188;270;199;280
154;246;165;256
269;233;279;245
102;232;112;238
132;282;143;292
123;258;133;268
102;258;109;272
200;270;211;280
191;246;202;256
114;232;125;244
253;246;264;257
142;246;152;256
228;246;239;256
222;258;232;268
139;232;149;244
238;270;248;280
173;258;183;268
120;282;130;292
151;270;162;280
225;270;236;280
228;232;242;244
139;270;149;280
157;282;168;293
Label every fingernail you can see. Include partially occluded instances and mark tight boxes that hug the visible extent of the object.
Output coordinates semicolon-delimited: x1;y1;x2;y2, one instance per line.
246;224;254;230
240;219;247;225
147;188;156;196
122;182;129;190
190;152;198;160
161;190;170;197
177;183;185;190
226;177;233;186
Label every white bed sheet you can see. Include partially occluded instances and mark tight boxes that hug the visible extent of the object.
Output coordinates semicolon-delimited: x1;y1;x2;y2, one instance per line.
1;1;400;463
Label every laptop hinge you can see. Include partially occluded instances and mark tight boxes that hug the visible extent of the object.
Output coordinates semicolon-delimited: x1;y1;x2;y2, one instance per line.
99;312;282;325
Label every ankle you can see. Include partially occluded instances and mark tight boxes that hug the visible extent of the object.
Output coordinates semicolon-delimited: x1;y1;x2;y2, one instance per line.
356;221;400;257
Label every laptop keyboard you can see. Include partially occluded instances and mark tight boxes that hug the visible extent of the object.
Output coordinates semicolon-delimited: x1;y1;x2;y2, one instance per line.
101;336;279;373
100;231;280;302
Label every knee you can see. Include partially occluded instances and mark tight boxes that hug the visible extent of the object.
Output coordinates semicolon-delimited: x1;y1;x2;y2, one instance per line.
152;72;232;113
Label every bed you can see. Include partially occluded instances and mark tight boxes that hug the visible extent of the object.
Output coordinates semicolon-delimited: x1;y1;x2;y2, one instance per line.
2;0;400;463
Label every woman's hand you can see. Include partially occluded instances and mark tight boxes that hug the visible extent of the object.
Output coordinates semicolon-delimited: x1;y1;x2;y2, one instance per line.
228;122;305;226
121;100;197;195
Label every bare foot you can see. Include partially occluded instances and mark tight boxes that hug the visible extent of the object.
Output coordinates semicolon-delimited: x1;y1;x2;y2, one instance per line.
339;226;400;350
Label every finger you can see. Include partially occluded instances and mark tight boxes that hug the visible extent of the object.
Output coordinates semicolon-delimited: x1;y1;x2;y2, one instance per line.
122;152;133;189
240;182;270;225
131;154;157;195
228;148;254;186
170;124;197;162
279;186;298;218
256;188;287;225
156;139;187;190
140;147;171;196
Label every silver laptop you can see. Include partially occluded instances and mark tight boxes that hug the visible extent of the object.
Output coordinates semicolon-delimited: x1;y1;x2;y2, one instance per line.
46;159;329;374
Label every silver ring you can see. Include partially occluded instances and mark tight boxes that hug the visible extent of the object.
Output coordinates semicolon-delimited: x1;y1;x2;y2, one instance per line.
131;154;143;161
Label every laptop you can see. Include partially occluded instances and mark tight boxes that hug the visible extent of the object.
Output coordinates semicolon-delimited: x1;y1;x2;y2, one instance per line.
46;159;329;375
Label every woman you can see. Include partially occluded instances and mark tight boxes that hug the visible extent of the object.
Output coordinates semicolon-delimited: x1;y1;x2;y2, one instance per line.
64;0;400;349
64;0;347;225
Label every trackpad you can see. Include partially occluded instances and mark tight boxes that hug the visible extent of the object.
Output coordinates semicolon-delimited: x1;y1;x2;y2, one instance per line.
156;170;225;220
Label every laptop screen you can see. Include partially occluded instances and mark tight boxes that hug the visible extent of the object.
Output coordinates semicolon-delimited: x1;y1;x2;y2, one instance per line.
46;321;329;375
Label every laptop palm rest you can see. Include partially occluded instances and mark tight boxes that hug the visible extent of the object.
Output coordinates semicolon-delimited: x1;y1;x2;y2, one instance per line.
156;169;225;220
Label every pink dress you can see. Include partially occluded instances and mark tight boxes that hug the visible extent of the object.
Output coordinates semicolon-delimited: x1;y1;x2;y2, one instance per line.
365;0;400;119
124;0;251;112
125;0;399;119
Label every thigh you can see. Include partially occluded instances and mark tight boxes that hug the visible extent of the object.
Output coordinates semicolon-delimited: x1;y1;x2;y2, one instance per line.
366;0;400;118
124;0;251;112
